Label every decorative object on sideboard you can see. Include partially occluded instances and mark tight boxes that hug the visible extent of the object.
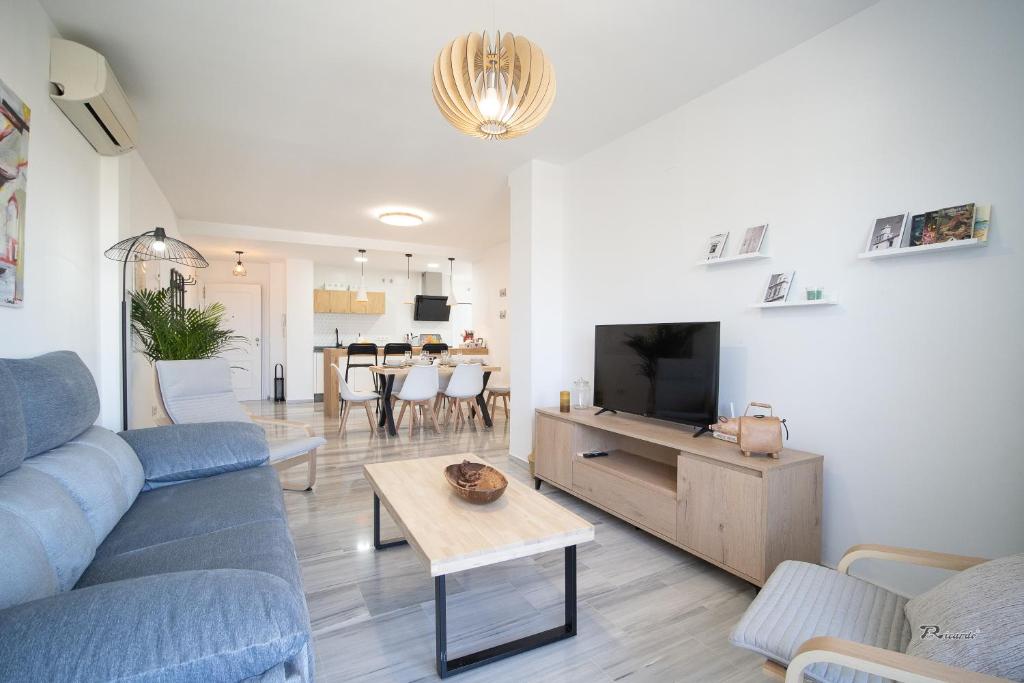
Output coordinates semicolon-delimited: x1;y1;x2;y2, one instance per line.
704;232;729;261
711;402;789;458
432;30;556;140
559;390;571;413
103;227;209;430
444;460;508;504
0;77;30;308
232;250;247;277
738;224;768;255
572;377;592;410
762;271;795;303
462;329;474;343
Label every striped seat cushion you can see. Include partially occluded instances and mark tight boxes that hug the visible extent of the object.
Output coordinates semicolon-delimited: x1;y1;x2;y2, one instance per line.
730;561;910;683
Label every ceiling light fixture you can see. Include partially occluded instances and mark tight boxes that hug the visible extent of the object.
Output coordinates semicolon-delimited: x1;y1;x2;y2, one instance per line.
447;257;458;306
403;253;414;305
378;211;424;227
355;249;368;302
232;251;247;277
432;30;556;140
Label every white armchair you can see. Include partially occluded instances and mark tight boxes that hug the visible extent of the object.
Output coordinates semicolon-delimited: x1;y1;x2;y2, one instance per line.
154;359;324;491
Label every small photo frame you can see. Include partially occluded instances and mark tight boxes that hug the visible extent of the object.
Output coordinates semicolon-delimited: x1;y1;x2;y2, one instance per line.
865;213;908;252
704;232;729;261
739;224;768;254
763;271;795;303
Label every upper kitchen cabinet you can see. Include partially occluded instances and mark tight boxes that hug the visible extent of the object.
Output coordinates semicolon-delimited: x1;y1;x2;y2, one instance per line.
312;289;384;315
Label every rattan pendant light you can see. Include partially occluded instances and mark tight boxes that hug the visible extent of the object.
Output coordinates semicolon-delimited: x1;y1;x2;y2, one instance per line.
432;30;556;140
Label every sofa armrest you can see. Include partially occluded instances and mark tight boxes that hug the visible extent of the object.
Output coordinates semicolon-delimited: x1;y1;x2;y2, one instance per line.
0;569;310;682
837;544;989;575
786;636;1009;683
120;422;269;489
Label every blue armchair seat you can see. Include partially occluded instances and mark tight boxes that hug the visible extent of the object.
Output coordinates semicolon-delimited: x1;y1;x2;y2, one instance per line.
0;352;313;682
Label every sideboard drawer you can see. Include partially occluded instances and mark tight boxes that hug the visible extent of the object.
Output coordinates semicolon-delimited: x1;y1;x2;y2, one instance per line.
572;457;676;538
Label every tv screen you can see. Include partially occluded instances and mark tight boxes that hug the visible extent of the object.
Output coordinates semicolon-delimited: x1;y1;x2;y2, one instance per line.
593;322;720;429
414;295;451;321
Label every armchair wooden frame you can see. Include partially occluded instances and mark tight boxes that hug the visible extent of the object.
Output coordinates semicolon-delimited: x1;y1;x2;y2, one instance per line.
249;415;319;492
762;544;1005;683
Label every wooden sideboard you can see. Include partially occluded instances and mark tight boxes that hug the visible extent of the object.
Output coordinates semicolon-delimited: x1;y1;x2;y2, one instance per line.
533;407;822;585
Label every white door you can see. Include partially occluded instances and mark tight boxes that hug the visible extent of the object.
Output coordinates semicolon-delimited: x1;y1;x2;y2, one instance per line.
205;283;262;401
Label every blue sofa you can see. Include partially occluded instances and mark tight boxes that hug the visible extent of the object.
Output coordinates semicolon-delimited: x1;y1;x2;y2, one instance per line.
0;351;313;682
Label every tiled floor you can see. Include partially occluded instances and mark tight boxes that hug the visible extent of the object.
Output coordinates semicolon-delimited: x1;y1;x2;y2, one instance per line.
252;400;773;682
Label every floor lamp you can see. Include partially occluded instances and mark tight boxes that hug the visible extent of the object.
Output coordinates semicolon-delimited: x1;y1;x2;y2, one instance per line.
103;227;208;430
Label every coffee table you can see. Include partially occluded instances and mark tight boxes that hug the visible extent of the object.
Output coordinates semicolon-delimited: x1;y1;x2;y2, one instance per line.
363;454;595;678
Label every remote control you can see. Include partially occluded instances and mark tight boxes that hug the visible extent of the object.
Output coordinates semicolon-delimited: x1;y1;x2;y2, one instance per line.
582;450;609;458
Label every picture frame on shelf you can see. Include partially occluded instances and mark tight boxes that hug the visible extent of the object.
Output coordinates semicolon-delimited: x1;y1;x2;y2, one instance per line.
907;203;975;247
973;205;991;242
738;224;768;255
865;213;908;252
762;271;795;303
703;232;729;261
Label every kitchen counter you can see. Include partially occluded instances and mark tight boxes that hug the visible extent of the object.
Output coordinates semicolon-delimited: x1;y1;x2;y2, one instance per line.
314;345;488;355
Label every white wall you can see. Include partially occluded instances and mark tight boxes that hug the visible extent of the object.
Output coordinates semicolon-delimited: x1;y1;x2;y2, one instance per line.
471;241;510;388
553;0;1024;595
284;258;314;401
0;0;102;377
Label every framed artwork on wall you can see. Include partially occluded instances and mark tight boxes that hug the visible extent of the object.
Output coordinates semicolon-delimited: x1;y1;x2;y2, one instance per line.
763;271;795;303
865;213;908;252
738;224;768;255
0;78;31;308
703;232;728;260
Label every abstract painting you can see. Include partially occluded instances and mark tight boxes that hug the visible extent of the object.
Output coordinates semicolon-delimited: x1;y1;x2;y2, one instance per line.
0;78;30;307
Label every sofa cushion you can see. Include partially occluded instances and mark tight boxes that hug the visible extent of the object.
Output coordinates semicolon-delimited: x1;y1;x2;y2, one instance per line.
119;422;269;489
2;351;99;457
94;466;286;560
79;519;303;591
0;509;59;610
0;569;311;682
21;426;143;545
730;561;910;683
0;362;27;476
904;553;1024;680
0;467;95;600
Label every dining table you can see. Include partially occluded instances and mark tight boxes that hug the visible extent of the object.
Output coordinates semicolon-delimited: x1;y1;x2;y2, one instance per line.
369;363;502;437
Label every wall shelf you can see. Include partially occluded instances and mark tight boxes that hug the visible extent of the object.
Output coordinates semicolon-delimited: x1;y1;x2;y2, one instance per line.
697;252;771;266
858;238;986;260
751;296;838;309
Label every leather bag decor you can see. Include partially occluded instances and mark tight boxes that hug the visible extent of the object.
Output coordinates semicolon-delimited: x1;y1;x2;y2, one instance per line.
711;402;788;458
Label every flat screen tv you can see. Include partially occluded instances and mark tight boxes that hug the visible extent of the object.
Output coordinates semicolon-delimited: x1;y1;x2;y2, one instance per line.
413;295;451;321
593;322;720;431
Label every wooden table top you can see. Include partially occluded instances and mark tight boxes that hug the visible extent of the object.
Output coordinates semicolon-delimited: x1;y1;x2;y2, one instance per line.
369;364;501;376
363;454;594;577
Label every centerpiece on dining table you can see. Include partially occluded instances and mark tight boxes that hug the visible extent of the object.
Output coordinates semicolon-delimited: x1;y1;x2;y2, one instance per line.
444;459;508;504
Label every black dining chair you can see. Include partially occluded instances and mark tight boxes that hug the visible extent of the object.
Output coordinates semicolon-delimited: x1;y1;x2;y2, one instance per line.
344;343;379;412
382;342;412;365
421;342;448;355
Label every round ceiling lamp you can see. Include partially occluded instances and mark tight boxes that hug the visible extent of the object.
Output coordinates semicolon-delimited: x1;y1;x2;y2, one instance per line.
432;30;556;140
378;211;423;227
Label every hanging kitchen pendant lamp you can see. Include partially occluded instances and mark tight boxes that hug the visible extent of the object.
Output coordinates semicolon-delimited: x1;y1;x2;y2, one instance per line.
232;251;247;277
432;30;556;140
403;253;414;305
355;249;369;302
447;257;458;306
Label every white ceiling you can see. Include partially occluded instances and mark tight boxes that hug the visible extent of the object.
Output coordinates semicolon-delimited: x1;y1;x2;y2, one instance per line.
41;0;874;255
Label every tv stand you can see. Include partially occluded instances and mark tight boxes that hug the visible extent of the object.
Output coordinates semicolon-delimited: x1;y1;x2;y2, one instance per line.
594;407;618;416
691;425;710;438
533;407;822;586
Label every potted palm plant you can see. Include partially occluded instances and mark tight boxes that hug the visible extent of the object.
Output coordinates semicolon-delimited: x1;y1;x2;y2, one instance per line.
131;287;246;422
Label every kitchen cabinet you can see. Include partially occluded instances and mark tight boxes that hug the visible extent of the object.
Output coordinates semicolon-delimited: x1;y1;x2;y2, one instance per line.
312;290;385;315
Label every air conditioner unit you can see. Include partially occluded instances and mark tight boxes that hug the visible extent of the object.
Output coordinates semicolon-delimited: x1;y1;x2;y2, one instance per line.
49;39;138;156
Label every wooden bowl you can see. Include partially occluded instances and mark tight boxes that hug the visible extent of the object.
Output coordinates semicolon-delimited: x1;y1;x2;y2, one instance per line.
444;460;508;504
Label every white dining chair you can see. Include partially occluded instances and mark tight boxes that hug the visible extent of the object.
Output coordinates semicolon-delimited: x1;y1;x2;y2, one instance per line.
331;363;380;436
442;363;485;428
394;365;441;436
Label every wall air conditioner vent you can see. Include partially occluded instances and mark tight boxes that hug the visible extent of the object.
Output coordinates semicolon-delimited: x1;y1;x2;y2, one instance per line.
49;39;138;156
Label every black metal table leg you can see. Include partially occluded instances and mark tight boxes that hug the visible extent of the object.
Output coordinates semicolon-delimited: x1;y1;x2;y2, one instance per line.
372;493;408;550
534;477;542;491
474;370;493;428
434;545;578;678
377;374;398;436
